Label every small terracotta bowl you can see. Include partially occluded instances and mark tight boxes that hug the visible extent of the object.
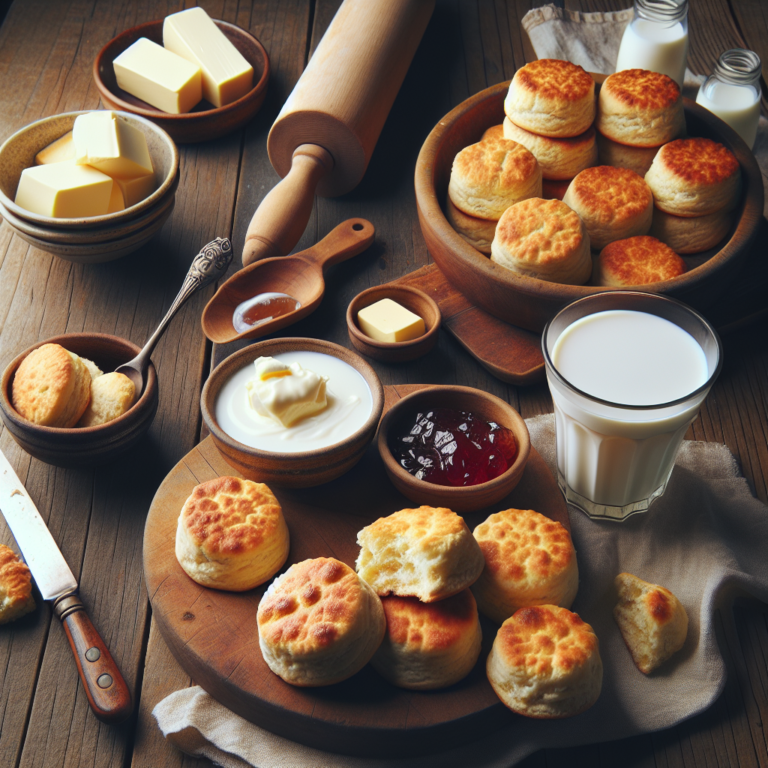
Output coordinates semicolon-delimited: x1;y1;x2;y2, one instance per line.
201;338;385;488
93;19;270;144
377;385;530;513
0;334;159;467
346;285;441;362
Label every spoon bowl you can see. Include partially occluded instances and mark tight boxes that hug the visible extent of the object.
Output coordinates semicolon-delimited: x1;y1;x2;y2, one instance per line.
202;218;375;344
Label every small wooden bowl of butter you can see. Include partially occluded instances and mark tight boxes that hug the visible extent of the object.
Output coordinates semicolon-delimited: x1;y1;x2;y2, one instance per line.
201;338;385;488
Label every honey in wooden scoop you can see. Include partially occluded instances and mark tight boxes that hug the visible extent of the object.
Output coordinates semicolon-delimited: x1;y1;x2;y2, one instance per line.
202;218;374;344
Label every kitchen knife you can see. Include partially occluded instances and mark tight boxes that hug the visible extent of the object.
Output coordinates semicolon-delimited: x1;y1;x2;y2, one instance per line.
0;448;132;724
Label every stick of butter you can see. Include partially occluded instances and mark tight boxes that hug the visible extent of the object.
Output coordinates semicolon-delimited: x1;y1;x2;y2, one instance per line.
357;299;425;343
35;131;75;165
113;38;202;115
163;7;253;108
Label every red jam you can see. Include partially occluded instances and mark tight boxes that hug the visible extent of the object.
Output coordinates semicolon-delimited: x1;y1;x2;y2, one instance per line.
389;408;517;487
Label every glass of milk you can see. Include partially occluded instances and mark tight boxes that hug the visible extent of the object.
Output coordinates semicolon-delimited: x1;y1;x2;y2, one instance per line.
615;0;689;88
542;292;722;521
696;49;762;150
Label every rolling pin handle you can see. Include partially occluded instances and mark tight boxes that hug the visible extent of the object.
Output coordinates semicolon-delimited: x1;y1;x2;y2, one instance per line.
242;144;334;266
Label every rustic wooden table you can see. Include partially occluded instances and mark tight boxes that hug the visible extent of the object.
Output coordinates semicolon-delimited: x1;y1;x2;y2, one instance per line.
0;1;766;767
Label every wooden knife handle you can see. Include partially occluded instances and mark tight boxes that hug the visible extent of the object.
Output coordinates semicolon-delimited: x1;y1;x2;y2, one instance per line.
54;594;132;724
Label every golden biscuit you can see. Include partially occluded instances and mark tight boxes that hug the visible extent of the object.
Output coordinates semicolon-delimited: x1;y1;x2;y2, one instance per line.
644;138;741;217
504;59;596;138
258;557;386;686
175;476;289;591
481;124;505;141
80;357;103;381
445;197;497;255
472;508;578;625
597;69;685;147
448;136;542;220
614;572;688;674
595;236;686;286
487;605;603;718
563;165;653;250
77;372;135;427
356;506;485;603
597;132;659;177
0;545;35;624
650;206;732;254
371;590;482;690
491;198;591;284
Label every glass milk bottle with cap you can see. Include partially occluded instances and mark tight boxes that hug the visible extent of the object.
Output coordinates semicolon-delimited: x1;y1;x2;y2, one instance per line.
615;0;689;87
696;49;762;149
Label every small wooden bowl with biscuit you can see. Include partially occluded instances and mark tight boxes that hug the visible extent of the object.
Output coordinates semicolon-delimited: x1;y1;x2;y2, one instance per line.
0;333;158;466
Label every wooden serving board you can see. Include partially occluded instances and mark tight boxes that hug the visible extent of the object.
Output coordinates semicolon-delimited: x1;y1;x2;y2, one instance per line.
143;385;568;758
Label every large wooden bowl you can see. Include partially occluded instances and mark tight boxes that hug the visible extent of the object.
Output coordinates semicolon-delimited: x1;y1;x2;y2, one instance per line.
415;80;764;332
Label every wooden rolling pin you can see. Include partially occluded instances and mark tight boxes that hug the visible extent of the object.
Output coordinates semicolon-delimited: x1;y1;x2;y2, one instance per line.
242;0;435;266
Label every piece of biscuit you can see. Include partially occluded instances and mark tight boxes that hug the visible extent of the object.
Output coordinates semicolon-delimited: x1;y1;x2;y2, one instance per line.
487;605;602;718
504;59;596;138
563;165;653;250
448;136;542;220
481;124;505;142
371;590;482;690
356;506;485;603
650;206;732;254
503;117;597;180
597;132;659;177
597;69;685;148
77;371;135;427
0;545;35;624
644;138;741;217
490;197;592;284
594;235;686;286
472;508;578;625
257;557;386;686
445;197;497;254
175;476;289;591
11;343;91;427
613;572;688;674
80;357;103;381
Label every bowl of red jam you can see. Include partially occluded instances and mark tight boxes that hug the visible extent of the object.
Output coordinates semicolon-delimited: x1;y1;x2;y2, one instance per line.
377;385;530;512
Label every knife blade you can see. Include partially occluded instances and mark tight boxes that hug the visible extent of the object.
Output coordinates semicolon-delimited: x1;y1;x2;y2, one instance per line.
0;448;132;724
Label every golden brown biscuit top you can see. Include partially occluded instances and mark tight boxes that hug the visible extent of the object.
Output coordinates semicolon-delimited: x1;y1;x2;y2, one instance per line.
11;343;78;424
569;166;651;220
381;590;477;651
495;605;599;676
602;69;681;110
495;198;585;266
179;476;283;556
474;509;574;584
453;137;538;187
481;124;505;142
257;558;363;652
514;59;594;102
615;573;677;627
600;236;685;284
360;506;469;552
0;544;33;602
658;138;740;185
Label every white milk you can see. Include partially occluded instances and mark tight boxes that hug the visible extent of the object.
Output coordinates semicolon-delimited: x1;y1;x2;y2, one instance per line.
696;80;761;149
548;310;709;513
616;18;689;87
215;351;373;453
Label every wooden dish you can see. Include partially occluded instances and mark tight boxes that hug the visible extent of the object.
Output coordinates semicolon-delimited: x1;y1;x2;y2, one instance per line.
200;338;384;488
377;385;530;513
346;285;441;362
415;80;764;332
0;333;158;466
93;19;270;144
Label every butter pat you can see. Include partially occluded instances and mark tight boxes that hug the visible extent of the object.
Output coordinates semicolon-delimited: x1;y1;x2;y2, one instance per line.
73;111;154;179
113;37;202;114
164;7;253;107
35;131;75;165
114;173;156;208
357;299;425;343
246;357;328;427
15;161;113;218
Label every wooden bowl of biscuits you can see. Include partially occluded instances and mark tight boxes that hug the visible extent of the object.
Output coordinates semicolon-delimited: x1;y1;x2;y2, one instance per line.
415;75;764;332
0;333;158;466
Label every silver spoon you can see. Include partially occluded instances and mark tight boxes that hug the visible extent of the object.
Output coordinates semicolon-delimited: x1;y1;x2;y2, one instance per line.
116;238;233;399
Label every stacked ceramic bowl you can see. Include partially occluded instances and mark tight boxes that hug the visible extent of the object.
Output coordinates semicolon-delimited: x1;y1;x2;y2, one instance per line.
0;110;179;263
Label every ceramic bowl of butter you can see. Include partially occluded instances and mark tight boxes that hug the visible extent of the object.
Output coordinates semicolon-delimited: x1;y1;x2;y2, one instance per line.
0;333;159;467
201;337;385;489
93;18;269;144
377;385;530;513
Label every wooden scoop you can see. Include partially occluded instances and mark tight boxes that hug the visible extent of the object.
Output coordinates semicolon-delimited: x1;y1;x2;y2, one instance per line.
202;219;374;344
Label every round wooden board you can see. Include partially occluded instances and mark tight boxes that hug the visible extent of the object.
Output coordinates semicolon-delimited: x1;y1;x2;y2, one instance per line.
143;386;569;758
